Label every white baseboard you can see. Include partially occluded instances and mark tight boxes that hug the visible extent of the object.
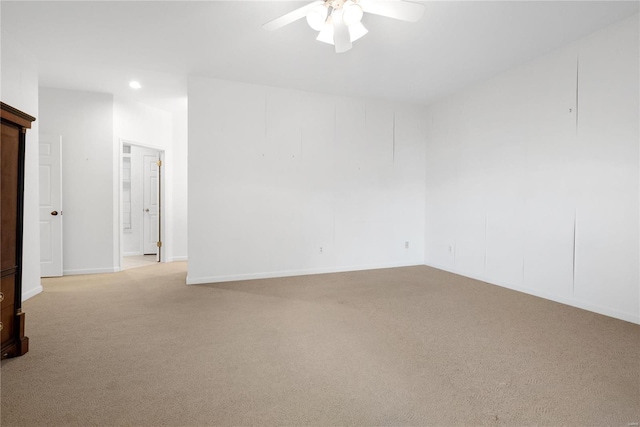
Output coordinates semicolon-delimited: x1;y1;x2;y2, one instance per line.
22;285;43;302
169;256;188;262
63;267;120;276
123;251;143;257
423;262;640;325
186;261;422;285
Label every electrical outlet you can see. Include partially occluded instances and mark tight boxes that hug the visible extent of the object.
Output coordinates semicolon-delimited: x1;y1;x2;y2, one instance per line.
405;241;409;249
319;247;323;253
448;245;454;253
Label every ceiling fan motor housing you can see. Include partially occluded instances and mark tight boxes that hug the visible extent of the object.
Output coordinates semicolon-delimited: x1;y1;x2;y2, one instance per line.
328;0;346;9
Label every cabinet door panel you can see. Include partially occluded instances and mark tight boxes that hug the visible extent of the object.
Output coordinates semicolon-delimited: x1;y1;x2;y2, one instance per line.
1;123;19;271
1;275;15;309
1;303;15;345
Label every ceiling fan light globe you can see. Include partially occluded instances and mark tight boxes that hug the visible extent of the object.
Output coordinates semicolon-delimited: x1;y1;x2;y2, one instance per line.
306;5;327;31
316;22;335;45
343;3;364;26
348;21;368;42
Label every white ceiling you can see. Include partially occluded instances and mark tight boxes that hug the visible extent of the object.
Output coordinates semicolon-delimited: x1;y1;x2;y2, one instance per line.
2;1;638;112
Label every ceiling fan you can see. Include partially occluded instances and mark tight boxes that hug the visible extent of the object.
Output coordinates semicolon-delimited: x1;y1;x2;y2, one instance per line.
263;0;425;53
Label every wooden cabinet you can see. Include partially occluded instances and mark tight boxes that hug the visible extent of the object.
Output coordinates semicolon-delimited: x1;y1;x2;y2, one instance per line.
1;102;35;359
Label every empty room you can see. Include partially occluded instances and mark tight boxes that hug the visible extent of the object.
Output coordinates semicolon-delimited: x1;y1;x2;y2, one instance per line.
1;1;638;425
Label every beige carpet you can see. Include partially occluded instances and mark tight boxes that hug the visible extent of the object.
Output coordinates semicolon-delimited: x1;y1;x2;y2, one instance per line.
122;255;158;270
1;262;638;426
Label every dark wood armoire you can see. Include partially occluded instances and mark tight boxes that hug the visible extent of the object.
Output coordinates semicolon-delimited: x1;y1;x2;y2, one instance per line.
1;102;35;359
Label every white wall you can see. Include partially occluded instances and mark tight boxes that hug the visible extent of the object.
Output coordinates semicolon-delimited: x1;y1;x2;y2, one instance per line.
114;98;172;149
424;15;639;324
188;77;426;284
1;36;42;301
171;102;188;261
39;88;116;275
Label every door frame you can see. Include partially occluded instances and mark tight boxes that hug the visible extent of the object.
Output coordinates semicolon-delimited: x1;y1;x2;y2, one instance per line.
118;139;165;270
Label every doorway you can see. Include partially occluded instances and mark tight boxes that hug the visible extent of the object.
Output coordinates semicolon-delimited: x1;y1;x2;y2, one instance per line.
121;142;164;270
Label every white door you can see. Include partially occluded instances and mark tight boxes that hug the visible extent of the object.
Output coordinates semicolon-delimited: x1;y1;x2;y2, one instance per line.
143;155;159;255
39;134;63;277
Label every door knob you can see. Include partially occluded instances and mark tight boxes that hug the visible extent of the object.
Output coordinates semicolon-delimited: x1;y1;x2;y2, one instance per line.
144;208;150;212
51;211;58;216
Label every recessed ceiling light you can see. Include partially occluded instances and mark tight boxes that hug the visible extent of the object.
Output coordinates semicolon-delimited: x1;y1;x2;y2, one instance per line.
129;81;142;89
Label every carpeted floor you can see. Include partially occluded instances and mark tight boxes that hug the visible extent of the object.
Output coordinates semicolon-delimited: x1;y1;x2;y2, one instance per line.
122;254;158;270
1;262;638;426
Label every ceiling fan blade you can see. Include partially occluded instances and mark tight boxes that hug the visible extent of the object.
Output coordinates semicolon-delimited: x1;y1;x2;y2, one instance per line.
359;0;425;22
263;0;324;31
332;10;352;53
